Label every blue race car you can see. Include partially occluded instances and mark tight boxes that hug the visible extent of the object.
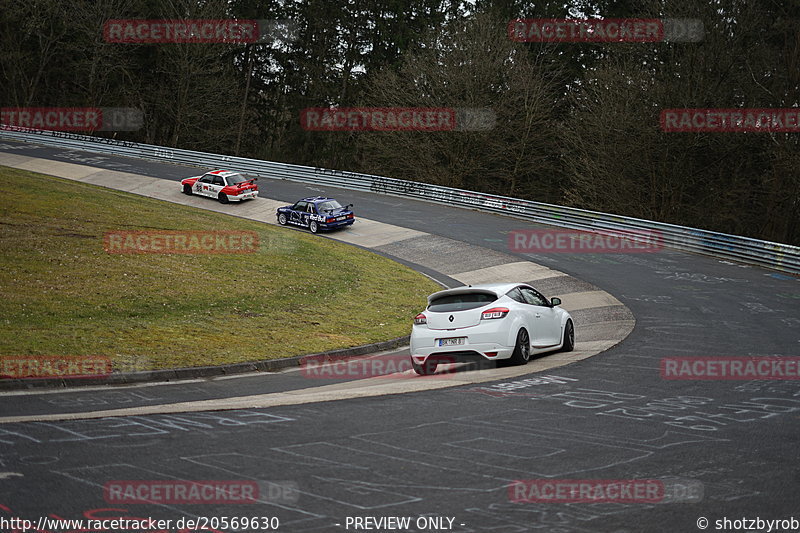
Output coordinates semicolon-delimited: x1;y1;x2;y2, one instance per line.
276;196;355;233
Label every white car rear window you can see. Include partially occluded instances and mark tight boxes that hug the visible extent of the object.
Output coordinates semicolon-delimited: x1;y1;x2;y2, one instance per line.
428;292;497;312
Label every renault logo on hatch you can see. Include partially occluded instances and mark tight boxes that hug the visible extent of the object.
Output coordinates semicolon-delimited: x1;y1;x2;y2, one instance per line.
449;315;454;322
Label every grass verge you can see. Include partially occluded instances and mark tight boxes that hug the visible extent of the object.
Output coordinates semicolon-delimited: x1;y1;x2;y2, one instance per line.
0;166;440;372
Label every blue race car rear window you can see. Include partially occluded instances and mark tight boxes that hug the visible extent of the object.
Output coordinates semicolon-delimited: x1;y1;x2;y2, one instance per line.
318;200;343;212
428;292;497;312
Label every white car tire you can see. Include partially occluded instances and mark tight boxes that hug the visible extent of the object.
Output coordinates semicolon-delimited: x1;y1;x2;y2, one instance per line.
412;358;438;376
560;320;575;352
509;328;531;365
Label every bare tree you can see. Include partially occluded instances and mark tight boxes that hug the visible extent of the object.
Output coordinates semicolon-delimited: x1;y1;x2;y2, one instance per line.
357;13;563;200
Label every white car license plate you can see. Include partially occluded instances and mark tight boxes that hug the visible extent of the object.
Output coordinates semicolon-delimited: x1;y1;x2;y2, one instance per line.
336;216;346;221
438;337;466;347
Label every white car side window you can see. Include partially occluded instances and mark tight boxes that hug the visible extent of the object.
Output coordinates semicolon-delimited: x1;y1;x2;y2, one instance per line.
506;287;526;303
521;288;547;306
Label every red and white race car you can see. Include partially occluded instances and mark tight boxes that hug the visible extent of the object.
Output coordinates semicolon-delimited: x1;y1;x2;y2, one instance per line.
181;170;258;204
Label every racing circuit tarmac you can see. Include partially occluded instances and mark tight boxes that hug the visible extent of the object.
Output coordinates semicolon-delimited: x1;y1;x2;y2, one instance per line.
0;140;798;532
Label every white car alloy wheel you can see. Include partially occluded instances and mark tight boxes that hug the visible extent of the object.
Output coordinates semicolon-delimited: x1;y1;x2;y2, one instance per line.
509;328;531;365
561;320;575;352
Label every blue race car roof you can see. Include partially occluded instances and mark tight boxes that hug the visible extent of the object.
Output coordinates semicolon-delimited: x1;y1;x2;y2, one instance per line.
300;196;335;203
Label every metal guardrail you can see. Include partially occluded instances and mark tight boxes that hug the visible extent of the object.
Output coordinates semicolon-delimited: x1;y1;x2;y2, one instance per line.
2;126;798;274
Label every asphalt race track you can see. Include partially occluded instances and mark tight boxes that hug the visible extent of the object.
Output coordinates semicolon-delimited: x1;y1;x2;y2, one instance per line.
0;141;799;533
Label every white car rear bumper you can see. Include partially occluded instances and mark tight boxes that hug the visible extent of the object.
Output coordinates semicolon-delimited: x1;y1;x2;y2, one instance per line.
410;323;516;362
229;191;258;202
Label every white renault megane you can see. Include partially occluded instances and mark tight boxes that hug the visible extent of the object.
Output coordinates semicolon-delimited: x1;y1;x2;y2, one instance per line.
410;283;574;375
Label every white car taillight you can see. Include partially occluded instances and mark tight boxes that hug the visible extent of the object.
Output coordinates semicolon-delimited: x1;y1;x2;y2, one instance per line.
481;307;509;320
414;313;427;325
